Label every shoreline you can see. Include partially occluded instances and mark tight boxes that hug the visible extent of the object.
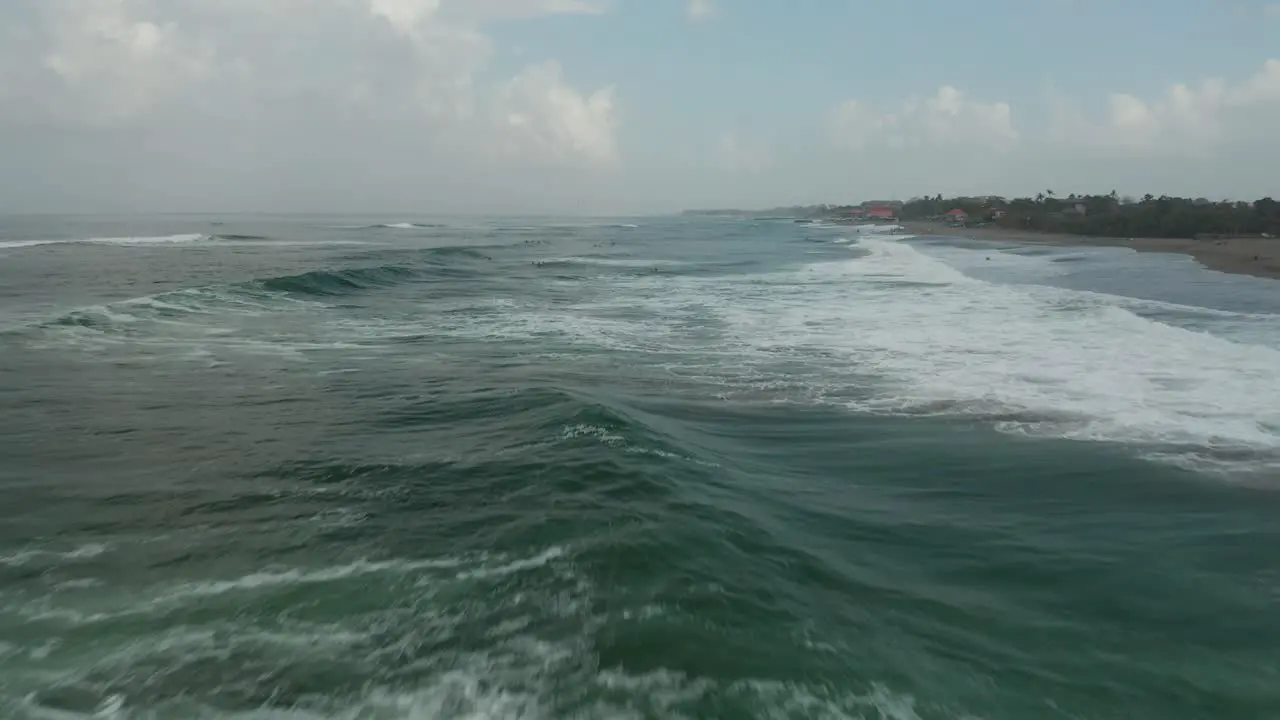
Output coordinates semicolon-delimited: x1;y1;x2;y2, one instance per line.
898;221;1280;281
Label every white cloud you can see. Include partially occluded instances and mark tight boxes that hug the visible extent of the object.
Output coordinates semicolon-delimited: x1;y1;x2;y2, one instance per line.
688;0;715;21
830;85;1016;152
526;0;611;15
369;0;442;33
819;60;1280;203
830;60;1280;160
2;1;1275;214
493;61;617;166
1051;59;1280;154
25;0;212;125
0;0;618;211
444;0;611;22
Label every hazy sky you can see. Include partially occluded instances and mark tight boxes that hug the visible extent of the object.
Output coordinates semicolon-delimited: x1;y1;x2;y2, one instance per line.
1;0;1278;215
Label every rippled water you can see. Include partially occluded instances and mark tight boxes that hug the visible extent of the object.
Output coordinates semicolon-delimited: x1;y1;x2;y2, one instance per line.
2;215;1279;719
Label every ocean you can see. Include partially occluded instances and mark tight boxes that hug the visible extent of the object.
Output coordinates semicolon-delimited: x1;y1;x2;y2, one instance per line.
2;215;1279;719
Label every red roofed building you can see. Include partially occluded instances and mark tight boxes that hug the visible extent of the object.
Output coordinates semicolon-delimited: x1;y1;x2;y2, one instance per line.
866;206;896;221
945;209;968;224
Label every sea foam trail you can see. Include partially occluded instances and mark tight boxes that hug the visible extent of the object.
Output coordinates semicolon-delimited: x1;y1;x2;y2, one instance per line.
0;233;207;249
0;234;340;250
7;538;934;720
496;233;1280;472
375;222;449;229
765;237;1280;466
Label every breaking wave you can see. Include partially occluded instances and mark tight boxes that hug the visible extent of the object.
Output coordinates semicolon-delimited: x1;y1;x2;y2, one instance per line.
258;265;428;297
0;233;208;249
6;245;499;344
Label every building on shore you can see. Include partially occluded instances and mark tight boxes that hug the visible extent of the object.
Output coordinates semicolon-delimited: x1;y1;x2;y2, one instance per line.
867;206;897;222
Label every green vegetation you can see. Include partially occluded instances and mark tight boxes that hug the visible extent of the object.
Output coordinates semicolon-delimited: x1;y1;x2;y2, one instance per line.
901;192;1280;240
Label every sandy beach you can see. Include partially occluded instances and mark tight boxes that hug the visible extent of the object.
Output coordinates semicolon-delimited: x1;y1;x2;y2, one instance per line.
901;221;1280;281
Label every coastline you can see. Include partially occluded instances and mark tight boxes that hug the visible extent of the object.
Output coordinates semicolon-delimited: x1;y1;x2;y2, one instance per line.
899;221;1280;281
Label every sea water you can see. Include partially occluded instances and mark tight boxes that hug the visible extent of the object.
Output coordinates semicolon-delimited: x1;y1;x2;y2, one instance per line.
1;215;1278;719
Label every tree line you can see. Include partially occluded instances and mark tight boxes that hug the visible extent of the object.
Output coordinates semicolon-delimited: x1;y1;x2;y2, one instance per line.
900;192;1280;239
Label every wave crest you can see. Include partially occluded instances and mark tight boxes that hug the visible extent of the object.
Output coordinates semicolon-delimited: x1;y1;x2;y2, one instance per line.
257;265;423;297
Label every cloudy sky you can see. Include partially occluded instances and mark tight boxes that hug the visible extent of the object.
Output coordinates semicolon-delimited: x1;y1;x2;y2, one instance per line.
1;0;1278;215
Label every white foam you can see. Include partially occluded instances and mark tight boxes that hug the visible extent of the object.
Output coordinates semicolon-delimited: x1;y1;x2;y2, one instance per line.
0;239;60;249
3;534;940;720
0;544;108;568
20;665;933;720
0;233;207;249
309;671;931;720
561;424;625;445
164;556;465;599
11;547;569;628
15;222;1270;473
852;223;906;234
452;547;565;581
734;237;1280;464
99;233;205;245
437;234;1280;472
544;256;683;268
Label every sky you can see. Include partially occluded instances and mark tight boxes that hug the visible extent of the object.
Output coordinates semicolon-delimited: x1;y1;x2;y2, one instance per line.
0;0;1277;216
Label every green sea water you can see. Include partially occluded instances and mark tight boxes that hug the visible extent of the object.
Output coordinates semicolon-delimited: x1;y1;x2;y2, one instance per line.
1;216;1279;719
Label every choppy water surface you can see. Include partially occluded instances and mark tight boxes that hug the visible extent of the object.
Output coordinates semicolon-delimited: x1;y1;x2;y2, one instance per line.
2;215;1279;719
